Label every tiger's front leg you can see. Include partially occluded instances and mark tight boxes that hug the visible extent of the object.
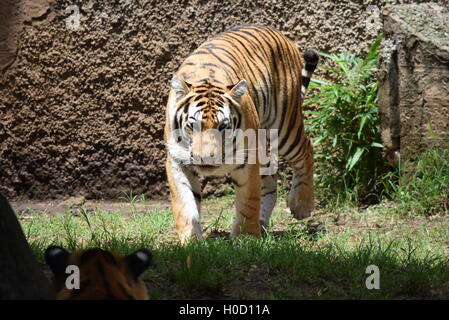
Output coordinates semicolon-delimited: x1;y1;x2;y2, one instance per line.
166;156;202;244
230;164;261;237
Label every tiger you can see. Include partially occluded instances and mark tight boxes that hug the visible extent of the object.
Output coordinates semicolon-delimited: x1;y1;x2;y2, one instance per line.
44;245;152;300
164;24;319;243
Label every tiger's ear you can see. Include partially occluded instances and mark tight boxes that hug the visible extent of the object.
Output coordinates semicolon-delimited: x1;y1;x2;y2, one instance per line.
171;75;191;102
45;245;70;277
227;79;248;103
125;249;152;281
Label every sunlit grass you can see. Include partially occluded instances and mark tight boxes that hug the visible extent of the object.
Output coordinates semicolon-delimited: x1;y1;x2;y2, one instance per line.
18;194;449;299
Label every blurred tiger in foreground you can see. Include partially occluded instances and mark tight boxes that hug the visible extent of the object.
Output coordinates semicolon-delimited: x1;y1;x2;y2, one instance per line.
165;24;319;243
45;246;152;300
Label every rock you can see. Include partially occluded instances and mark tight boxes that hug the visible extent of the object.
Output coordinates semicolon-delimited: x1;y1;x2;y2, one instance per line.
378;3;449;164
61;195;86;208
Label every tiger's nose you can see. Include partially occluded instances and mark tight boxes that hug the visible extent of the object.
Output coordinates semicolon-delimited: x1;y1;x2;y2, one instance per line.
201;153;216;164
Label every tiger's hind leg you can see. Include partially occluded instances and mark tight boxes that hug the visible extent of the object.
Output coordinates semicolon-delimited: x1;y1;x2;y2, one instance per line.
259;174;278;230
288;139;314;220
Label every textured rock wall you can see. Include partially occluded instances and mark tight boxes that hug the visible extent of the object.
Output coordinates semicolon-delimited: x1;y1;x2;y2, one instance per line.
378;3;449;162
1;0;448;200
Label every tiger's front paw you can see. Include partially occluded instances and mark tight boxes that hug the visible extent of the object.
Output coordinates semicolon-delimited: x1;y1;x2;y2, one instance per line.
243;219;262;237
179;231;203;245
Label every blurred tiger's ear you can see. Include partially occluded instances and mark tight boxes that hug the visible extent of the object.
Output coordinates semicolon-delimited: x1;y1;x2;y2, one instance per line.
227;79;248;103
45;245;70;277
125;249;152;281
171;75;191;102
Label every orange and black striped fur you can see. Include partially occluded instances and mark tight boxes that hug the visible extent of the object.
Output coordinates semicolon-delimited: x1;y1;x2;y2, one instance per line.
45;246;151;300
165;25;319;243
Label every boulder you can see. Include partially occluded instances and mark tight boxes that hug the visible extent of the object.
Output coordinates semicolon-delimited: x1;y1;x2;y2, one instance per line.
378;3;449;163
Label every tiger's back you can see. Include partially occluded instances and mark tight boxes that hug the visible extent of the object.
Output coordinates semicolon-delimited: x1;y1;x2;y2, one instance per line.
178;24;315;159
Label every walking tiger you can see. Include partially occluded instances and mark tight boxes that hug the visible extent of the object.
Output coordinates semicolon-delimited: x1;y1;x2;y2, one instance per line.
165;25;319;243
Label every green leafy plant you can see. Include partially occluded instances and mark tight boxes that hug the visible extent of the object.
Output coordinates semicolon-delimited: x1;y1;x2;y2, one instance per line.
305;35;384;205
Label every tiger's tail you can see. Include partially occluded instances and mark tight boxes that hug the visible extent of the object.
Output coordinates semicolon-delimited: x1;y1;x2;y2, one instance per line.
301;50;320;100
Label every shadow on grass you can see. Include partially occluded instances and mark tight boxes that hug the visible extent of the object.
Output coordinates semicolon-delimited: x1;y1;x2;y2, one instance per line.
28;229;449;299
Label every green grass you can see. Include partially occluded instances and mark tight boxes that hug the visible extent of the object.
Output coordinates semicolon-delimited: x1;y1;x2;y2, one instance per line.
18;194;449;299
381;147;449;216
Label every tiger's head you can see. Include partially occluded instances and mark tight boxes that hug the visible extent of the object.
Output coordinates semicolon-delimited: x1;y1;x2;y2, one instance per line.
45;246;152;300
169;75;251;175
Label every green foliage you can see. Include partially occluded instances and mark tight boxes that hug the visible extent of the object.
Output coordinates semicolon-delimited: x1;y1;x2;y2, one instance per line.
305;35;384;205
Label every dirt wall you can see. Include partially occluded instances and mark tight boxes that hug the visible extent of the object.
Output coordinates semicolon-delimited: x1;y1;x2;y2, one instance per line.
1;0;447;200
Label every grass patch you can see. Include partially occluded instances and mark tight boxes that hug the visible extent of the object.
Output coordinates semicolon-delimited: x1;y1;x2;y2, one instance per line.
381;147;449;216
17;196;449;299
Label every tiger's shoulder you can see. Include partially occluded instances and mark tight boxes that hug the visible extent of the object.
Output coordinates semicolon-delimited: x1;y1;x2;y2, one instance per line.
45;246;152;300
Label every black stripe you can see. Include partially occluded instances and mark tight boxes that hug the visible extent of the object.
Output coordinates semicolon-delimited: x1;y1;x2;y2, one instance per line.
288;138;310;161
237;29;271;63
264;27;289;134
102;251;119;267
175;96;193;113
302;76;311;89
117;282;136;300
238;210;249;219
79;249;102;266
221;32;269;111
193;191;201;201
69;279;91;299
275;44;302;151
292;180;309;189
305;63;317;73
249;27;279;128
282;123;304;157
201;62;222;69
203;44;242;74
97;260;105;276
261;190;276;197
303;50;320;65
242;202;258;211
232;104;242;129
230;177;245;188
173;114;180;131
207;43;241;77
204;46;240;76
234;163;246;170
235;30;272;114
189;50;209;57
286;135;308;161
